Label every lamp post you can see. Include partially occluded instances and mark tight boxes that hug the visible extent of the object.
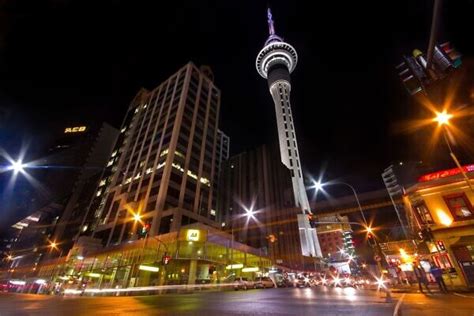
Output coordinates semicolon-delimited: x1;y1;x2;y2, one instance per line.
433;110;474;192
227;205;257;275
312;180;368;226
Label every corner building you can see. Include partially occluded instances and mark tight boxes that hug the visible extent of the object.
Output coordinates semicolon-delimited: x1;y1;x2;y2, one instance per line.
92;63;223;246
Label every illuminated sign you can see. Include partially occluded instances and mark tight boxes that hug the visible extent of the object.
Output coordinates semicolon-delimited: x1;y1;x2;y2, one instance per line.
179;228;207;242
64;126;87;133
242;267;259;273
139;265;159;272
418;164;474;182
225;264;244;270
186;229;200;242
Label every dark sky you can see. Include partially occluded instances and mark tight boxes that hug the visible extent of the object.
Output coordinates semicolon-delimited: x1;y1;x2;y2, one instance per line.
1;0;473;195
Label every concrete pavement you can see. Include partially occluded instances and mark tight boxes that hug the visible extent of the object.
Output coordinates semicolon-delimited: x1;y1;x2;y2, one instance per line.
0;287;473;315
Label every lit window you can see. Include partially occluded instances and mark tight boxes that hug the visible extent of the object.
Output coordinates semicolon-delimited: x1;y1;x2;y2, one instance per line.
210;209;216;216
146;168;153;175
99;179;106;187
444;194;473;220
111;150;117;158
124;177;132;184
120;127;127;133
107;159;114;167
413;202;434;224
96;190;102;197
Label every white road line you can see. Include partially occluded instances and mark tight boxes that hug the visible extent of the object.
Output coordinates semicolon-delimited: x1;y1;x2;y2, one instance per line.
453;292;474;299
393;293;406;316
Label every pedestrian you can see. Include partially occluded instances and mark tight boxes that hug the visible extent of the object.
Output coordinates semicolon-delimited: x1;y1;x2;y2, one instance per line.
413;261;431;294
430;262;448;293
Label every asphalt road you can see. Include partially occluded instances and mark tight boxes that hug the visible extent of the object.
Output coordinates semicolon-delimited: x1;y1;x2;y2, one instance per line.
0;287;473;316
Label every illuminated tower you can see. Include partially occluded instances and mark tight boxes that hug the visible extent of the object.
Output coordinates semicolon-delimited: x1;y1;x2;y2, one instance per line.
256;9;322;258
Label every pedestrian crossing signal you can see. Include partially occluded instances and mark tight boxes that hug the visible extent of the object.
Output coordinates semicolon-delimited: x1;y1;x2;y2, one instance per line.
437;240;446;251
162;254;171;265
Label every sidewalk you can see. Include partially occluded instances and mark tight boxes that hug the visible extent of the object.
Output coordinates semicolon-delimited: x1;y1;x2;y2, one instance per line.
390;283;472;294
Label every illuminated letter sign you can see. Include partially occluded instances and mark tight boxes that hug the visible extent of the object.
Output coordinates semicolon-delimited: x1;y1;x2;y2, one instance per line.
418;164;474;182
186;229;200;242
64;126;87;133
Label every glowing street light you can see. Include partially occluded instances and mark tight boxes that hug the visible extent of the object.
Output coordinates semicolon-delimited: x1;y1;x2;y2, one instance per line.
49;241;57;249
429;108;473;192
9;160;26;173
311;179;368;226
244;206;255;219
434;110;453;126
133;213;142;222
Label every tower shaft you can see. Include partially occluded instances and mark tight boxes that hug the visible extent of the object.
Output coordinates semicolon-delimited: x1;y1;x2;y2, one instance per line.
256;9;322;259
269;80;310;212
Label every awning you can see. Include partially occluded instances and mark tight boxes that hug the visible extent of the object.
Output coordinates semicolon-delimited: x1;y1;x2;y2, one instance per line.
451;235;474;247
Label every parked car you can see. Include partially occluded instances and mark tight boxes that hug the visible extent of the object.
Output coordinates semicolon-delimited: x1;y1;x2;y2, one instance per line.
255;277;274;289
233;277;255;290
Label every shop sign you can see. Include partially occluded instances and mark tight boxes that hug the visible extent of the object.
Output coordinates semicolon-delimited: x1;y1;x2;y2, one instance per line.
418;164;474;182
180;229;207;242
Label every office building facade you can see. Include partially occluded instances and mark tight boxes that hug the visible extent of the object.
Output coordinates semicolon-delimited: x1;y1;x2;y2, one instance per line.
91;63;224;246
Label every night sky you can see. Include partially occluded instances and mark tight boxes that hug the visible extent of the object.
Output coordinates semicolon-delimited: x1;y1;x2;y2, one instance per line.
1;0;473;203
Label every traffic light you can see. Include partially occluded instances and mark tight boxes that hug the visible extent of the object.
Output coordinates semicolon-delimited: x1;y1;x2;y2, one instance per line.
437;240;446;251
162;253;171;265
138;222;151;238
367;233;376;247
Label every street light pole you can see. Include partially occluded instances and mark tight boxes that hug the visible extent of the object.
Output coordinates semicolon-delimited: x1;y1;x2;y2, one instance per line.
312;180;368;226
435;111;474;192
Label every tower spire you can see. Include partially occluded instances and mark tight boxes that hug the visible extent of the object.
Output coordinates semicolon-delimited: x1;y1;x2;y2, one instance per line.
267;8;275;36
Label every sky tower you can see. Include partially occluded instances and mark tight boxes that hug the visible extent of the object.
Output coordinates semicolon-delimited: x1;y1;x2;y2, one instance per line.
256;9;322;258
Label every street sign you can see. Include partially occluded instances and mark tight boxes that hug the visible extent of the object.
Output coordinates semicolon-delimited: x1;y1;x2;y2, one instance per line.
374;255;381;262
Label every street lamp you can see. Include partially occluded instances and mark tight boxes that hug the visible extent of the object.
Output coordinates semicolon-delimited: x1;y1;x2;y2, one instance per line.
311;180;368;226
9;160;26;173
133;213;142;223
432;110;473;191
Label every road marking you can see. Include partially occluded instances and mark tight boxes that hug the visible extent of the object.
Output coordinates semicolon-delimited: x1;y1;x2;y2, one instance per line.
393;293;406;316
453;292;474;299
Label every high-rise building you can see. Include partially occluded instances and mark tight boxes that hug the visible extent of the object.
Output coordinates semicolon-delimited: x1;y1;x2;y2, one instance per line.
4;123;118;268
219;144;310;269
255;9;322;258
91;63;224;246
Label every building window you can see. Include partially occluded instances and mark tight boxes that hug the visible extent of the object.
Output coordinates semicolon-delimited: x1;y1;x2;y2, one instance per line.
444;193;473;220
413;202;434;224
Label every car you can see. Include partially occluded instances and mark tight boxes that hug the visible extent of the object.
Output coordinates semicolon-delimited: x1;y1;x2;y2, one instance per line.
294;276;312;288
275;278;293;288
255;277;274;289
233;277;254;290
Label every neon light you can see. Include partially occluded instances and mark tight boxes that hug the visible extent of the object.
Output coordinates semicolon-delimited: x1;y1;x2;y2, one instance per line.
418;164;474;182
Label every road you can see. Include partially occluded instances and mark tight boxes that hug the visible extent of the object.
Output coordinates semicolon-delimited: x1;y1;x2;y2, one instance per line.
0;287;473;316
